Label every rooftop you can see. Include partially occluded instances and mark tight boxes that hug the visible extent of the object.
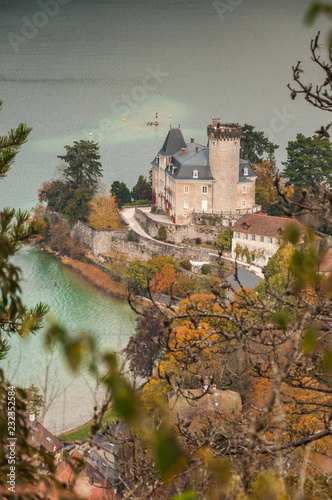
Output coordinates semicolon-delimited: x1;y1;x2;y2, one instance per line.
226;268;262;291
159;127;186;156
25;415;64;454
233;213;296;238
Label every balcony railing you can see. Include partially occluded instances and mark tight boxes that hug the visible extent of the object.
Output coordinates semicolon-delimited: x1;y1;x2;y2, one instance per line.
192;206;261;216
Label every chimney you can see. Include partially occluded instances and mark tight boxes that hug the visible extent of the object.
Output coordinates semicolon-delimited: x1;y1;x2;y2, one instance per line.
191;137;194;143
195;146;199;153
168;155;172;164
29;412;35;422
181;148;186;156
212;384;217;391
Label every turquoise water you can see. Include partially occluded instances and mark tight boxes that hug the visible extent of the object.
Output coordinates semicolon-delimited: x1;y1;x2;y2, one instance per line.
0;0;330;431
0;0;329;211
1;247;137;433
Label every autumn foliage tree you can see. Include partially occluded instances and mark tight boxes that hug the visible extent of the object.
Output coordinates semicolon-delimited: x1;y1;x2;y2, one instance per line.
87;189;122;230
251;160;294;214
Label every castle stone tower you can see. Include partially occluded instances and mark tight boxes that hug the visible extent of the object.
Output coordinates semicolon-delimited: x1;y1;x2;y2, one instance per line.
208;118;242;212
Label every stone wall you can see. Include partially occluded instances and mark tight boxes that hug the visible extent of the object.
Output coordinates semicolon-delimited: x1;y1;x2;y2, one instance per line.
135;208;223;244
71;221;129;256
72;220;220;263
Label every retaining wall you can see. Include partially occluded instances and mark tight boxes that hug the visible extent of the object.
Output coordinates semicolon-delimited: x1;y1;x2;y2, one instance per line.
71;220;220;263
135;208;223;244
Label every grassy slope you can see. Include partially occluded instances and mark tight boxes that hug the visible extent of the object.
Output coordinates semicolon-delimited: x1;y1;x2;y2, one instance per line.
58;408;118;441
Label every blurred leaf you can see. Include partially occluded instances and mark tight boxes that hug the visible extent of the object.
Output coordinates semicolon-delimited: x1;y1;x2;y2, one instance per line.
323;348;332;375
283;223;300;244
172;492;197;500
103;352;142;425
251;471;287;500
64;337;86;372
44;322;67;349
273;308;291;330
151;424;186;480
304;1;322;25
303;327;318;354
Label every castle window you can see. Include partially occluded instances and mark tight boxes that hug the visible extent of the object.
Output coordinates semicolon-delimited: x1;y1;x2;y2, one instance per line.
244;167;248;176
252;235;255;241
236;232;240;238
193;169;198;178
276;238;280;245
183;213;187;217
268;237;272;244
260;236;264;242
234;141;238;148
242;185;247;194
202;186;208;194
184;186;189;194
184;201;189;209
236;253;240;259
251;255;255;262
242;200;246;208
244;234;248;240
212;141;216;148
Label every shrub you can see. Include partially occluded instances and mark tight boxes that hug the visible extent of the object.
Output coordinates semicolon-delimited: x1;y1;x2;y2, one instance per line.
215;229;233;250
201;264;210;275
158;225;167;241
132;199;151;206
180;259;192;271
127;230;138;242
148;255;178;273
195;237;202;245
151;205;157;213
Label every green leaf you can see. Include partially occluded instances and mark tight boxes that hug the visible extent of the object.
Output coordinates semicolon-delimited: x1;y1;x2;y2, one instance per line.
64;337;85;372
44;322;67;349
304;2;322;25
172;492;197;500
302;327;318;354
273;308;291;330
152;425;186;480
324;349;332;375
283;223;300;244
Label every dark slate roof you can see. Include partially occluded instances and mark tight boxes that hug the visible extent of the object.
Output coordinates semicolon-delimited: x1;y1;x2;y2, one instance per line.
239;159;256;179
152;131;255;183
226;268;262;291
159;128;186;156
167;143;215;181
237;178;254;184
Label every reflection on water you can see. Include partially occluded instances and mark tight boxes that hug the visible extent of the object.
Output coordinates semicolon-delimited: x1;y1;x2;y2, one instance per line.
1;247;136;433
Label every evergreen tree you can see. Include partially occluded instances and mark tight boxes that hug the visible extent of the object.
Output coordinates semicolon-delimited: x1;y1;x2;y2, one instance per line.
0;100;31;178
58;139;102;195
131;174;151;201
0;102;49;359
240;123;279;167
282;133;332;197
110;180;132;205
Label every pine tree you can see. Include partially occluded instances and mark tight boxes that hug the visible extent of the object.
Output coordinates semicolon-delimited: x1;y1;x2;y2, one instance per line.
58;139;102;195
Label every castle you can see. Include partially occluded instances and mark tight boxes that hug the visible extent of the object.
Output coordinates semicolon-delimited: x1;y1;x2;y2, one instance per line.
151;118;260;225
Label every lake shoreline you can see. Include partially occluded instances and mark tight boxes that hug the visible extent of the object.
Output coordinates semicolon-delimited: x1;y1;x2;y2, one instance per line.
41;245;129;301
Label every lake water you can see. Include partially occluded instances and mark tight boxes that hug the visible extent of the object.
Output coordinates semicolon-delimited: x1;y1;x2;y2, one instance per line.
3;246;136;433
0;0;329;432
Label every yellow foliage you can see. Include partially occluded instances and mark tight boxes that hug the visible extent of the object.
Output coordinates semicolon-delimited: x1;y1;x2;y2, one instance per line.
141;377;173;414
87;189;122;230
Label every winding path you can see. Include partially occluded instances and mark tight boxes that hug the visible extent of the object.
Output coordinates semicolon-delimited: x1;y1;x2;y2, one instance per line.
120;206;178;248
